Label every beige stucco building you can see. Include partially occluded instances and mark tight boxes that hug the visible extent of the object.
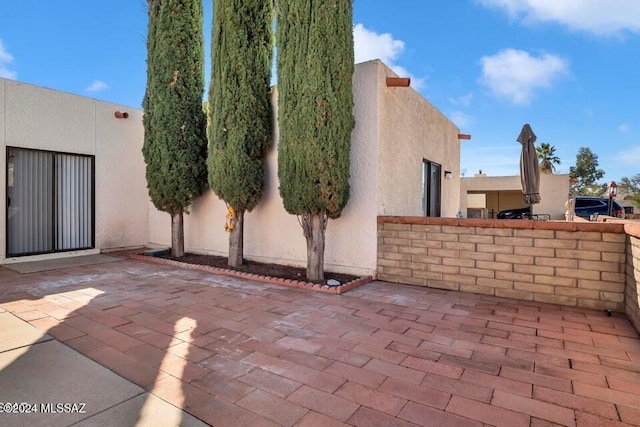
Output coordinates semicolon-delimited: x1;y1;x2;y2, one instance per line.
0;78;148;264
460;173;571;220
1;60;461;275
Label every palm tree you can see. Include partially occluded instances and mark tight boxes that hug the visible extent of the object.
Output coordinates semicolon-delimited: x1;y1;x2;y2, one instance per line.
536;142;561;174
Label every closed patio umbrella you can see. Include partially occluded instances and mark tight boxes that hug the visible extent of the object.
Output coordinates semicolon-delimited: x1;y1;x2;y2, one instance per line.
518;124;541;205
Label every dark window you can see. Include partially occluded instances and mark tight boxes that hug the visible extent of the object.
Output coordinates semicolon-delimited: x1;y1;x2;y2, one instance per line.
576;199;604;208
422;160;441;217
6;147;95;257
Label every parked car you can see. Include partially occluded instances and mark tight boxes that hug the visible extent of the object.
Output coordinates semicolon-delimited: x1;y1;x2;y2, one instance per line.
497;206;532;219
574;197;624;219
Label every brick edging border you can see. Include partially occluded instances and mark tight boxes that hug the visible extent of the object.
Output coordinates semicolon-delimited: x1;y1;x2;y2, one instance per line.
129;253;373;295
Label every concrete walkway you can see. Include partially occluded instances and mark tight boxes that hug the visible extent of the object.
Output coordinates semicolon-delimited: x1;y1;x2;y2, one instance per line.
1;257;640;426
0;308;205;426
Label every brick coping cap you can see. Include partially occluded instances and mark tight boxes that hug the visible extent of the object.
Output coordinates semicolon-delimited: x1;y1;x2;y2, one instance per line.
378;216;627;233
626;222;640;238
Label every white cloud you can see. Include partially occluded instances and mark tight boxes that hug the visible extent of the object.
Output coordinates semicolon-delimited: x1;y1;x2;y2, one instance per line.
449;110;474;129
0;66;16;79
0;40;13;63
618;122;631;133
86;80;109;92
477;0;640;36
450;93;474;107
353;23;426;90
354;23;404;64
618;145;640;164
479;48;568;104
0;39;17;80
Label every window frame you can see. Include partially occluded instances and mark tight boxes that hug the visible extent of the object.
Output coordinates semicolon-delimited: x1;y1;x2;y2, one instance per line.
422;159;442;217
6;146;96;257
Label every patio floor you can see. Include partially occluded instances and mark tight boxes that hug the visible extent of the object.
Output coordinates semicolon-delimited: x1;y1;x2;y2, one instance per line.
1;257;640;426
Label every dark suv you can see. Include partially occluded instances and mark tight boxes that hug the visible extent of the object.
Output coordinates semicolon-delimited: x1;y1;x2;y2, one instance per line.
574;197;624;218
496;206;532;219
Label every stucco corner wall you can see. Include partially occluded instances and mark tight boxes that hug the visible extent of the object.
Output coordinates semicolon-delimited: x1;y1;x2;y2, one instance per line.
94;103;148;251
375;62;460;218
321;61;380;273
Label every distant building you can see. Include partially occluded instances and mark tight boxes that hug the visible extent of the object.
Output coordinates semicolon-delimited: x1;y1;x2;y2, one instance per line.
618;190;639;215
460;174;570;220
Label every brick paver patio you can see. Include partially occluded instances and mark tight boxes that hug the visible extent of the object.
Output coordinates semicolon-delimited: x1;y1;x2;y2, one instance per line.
1;257;640;426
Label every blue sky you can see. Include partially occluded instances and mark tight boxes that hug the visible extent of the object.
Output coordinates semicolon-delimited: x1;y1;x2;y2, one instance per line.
1;0;639;181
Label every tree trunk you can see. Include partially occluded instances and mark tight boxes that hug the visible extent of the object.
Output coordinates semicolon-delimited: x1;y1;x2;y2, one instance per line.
171;212;185;257
301;212;327;281
228;209;244;268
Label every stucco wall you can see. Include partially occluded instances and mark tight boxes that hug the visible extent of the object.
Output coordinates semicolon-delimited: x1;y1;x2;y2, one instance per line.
485;191;522;213
377;65;460;218
149;60;461;275
0;78;148;262
148;97;314;270
94;103;147;250
148;62;382;276
460;174;570;219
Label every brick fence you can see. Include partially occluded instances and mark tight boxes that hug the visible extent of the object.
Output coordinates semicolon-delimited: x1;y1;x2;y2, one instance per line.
378;217;638;319
626;224;640;331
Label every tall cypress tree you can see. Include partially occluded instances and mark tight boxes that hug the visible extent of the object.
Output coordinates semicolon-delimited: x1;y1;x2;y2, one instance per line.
208;0;273;268
277;0;355;280
142;0;208;257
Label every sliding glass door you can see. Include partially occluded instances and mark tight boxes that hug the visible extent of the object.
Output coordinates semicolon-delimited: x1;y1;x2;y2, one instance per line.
6;147;94;257
56;153;93;251
422;159;441;217
6;149;54;255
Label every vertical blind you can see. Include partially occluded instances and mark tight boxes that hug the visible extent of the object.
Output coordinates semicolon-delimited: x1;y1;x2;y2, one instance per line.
7;149;54;255
56;154;93;250
6;148;94;256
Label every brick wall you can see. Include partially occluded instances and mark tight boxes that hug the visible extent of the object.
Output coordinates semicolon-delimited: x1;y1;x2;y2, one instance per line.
626;224;640;330
377;217;627;312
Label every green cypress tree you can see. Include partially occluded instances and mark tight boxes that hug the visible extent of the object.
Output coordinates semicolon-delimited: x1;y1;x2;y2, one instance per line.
142;0;208;257
208;0;273;268
277;0;355;281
